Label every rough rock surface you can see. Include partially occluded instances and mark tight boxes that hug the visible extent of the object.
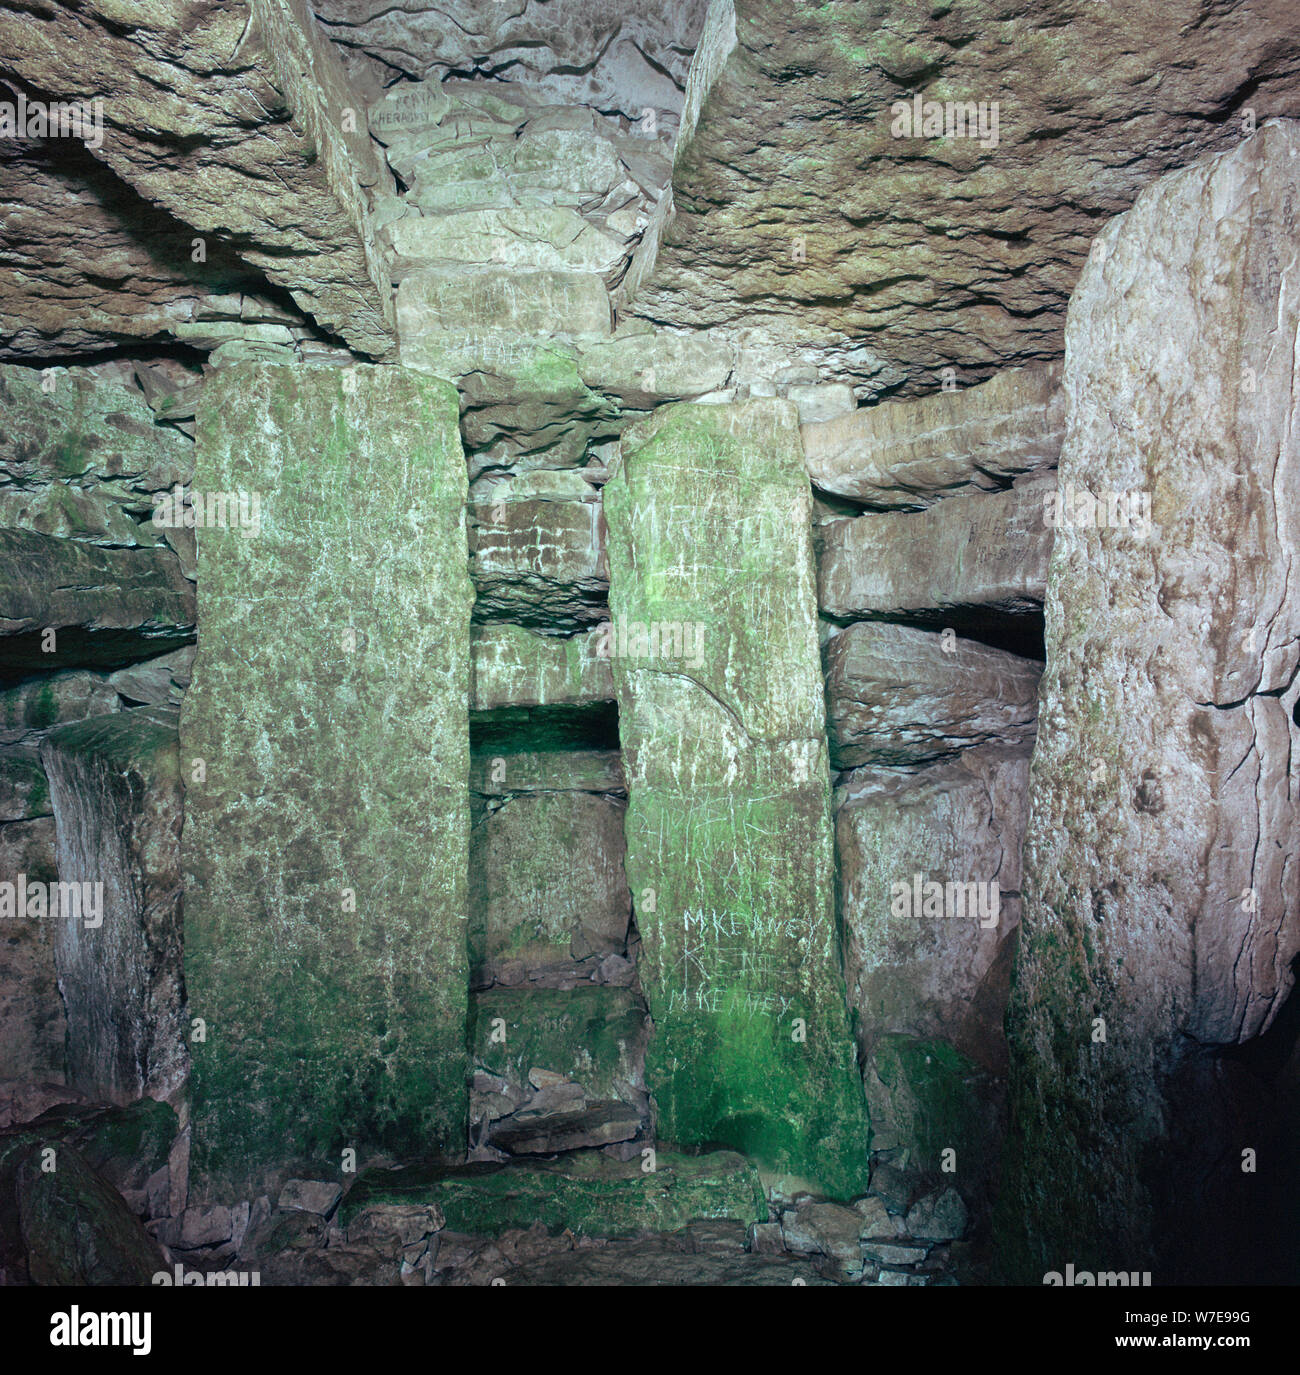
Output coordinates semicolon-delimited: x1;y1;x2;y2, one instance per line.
0;0;394;355
838;747;1028;1074
182;363;473;1201
469;987;648;1140
0;754;50;822
817;479;1054;621
0;816;64;1081
0;1135;166;1285
316;0;708;117
470;793;631;985
0;530;196;678
0;138;267;359
604;399;870;1196
628;0;1300;391
469;498;608;629
1002;122;1300;1282
0;364;193;549
825;622;1040;767
40;707;186;1106
803;364;1064;506
0;673;120;747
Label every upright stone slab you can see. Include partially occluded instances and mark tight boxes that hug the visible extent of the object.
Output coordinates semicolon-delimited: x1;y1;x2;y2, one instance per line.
40;707;186;1106
1002;123;1300;1282
182;363;473;1202
604;399;870;1198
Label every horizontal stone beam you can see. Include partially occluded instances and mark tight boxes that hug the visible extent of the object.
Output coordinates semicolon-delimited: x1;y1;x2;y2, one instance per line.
471;624;614;711
0;530;196;678
803;364;1064;507
824;622;1040;768
817;479;1055;620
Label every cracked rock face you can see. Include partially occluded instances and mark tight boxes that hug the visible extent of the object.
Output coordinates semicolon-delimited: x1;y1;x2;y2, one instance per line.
0;0;394;356
317;0;709;118
824;622;1039;768
629;0;1300;393
0;138;262;360
1002;120;1300;1281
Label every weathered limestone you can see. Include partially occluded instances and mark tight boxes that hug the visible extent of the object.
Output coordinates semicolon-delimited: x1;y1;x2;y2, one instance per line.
837;747;1029;1080
817;479;1054;620
627;0;1300;391
0;531;195;678
0;140;251;359
604;399;870;1196
1002;122;1300;1281
0;364;194;547
108;648;195;708
0;816;64;1081
802;364;1064;506
0;0;395;354
824;622;1040;767
182;363;473;1200
39;707;186;1106
321;1;707;116
469;498;609;629
577;329;735;405
471;625;615;712
398;277;618;466
469;792;631;982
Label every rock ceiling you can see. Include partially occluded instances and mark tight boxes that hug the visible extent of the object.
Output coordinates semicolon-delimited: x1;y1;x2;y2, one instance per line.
0;0;1297;390
625;0;1300;395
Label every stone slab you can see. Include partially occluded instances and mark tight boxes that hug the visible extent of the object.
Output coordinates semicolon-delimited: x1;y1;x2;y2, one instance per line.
182;362;474;1201
603;398;870;1197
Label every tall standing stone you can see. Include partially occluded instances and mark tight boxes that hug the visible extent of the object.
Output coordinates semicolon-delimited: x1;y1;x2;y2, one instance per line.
1001;122;1300;1281
604;399;870;1198
182;363;473;1202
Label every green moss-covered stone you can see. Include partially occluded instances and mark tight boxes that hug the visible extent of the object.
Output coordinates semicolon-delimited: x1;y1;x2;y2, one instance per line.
603;399;870;1198
470;623;614;711
11;1145;166;1285
469;796;631;976
339;1149;768;1237
182;363;474;1202
862;1035;988;1173
470;987;647;1100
